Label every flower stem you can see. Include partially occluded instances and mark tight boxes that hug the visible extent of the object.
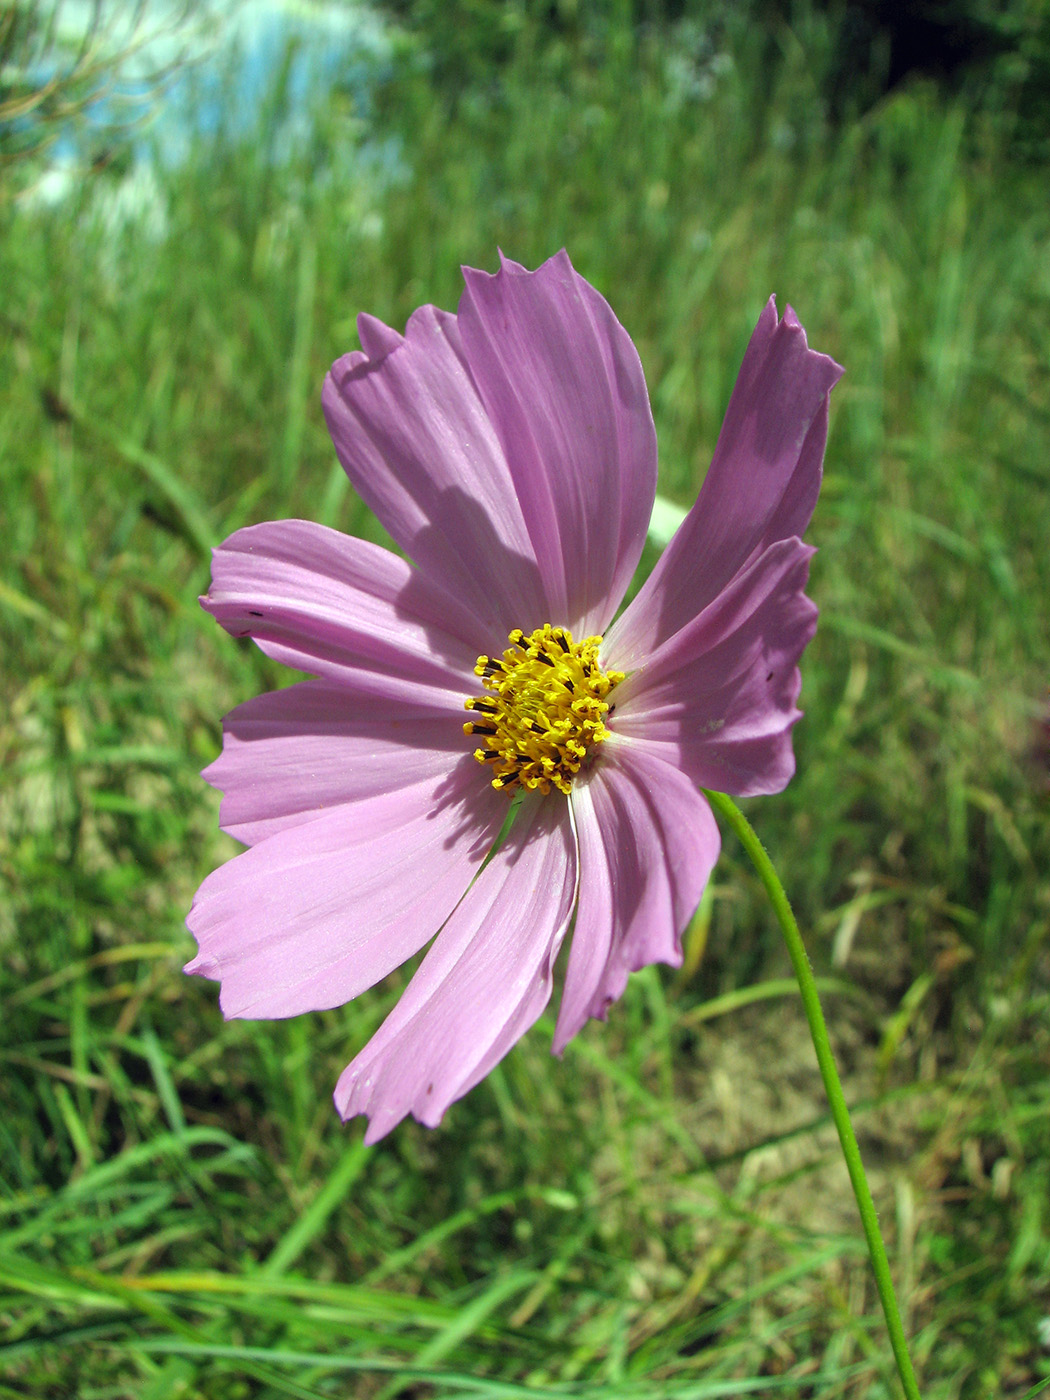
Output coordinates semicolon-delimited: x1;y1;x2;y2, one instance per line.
703;789;922;1400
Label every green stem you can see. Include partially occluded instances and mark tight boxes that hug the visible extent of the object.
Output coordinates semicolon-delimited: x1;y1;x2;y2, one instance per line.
704;789;922;1400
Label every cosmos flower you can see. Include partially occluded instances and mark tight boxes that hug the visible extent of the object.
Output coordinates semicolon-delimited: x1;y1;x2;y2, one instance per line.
185;251;842;1143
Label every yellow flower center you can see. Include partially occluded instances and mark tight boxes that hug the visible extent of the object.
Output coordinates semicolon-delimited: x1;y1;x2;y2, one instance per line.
464;625;624;796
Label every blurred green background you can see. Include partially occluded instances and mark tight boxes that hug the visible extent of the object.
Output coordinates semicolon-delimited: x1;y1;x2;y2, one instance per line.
2;1;1049;1396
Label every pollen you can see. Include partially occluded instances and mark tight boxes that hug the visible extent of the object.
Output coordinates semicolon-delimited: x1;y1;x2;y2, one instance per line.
464;624;625;796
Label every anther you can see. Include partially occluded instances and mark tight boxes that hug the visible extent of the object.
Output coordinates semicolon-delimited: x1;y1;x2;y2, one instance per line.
463;625;624;797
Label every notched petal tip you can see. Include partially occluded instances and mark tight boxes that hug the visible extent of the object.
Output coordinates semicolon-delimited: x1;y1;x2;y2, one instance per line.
333;1079;406;1145
494;247;527;276
323;351;370;400
200;753;223;791
356;312;404;362
463;247;579;303
183;950;218;981
782;301;844;383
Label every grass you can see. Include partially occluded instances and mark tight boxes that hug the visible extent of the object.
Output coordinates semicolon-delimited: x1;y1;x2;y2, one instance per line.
2;6;1049;1397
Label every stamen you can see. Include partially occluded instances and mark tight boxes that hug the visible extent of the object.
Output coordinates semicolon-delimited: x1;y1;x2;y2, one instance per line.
464;624;625;797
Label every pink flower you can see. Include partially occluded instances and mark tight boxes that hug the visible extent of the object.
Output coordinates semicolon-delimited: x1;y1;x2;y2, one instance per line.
186;251;842;1143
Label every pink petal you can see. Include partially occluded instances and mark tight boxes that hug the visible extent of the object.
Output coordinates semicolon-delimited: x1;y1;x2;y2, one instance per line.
555;748;720;1052
607;299;841;667
205;680;466;846
322;303;548;644
204;520;481;709
185;761;506;1019
335;795;577;1143
608;538;817;796
458;251;657;636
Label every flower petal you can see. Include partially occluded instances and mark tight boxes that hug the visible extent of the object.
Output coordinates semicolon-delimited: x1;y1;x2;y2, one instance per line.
322;302;547;643
203;519;481;709
458;251;658;637
607;299;841;666
609;538;817;796
335;794;577;1144
555;747;720;1052
205;680;466;847
185;759;506;1019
